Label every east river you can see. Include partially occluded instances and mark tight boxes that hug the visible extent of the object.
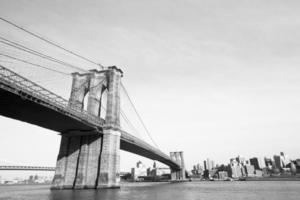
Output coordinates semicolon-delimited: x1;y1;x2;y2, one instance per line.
0;181;300;200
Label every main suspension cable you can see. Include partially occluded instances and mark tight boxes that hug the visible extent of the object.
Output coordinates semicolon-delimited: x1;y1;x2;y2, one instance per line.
0;53;69;75
0;17;104;69
0;36;87;73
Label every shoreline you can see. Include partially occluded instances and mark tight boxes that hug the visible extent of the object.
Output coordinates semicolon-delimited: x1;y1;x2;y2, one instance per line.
243;177;300;181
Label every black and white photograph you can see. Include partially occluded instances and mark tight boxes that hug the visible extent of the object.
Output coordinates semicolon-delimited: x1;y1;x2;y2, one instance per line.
0;0;299;200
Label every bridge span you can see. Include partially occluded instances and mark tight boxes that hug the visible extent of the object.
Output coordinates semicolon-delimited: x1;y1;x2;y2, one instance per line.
0;165;55;171
0;65;186;189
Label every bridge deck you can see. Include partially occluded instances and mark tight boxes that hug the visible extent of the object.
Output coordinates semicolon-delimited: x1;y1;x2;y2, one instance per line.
0;65;180;170
0;166;55;171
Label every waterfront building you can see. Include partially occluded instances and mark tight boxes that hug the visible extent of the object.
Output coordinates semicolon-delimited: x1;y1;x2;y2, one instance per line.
280;152;291;167
218;171;228;180
262;168;269;176
206;158;211;170
289;162;297;175
131;161;148;181
258;157;266;169
295;159;300;173
255;169;263;177
273;155;282;169
241;165;246;176
264;157;273;169
245;165;255;177
230;159;242;178
148;167;170;177
203;160;207;170
236;156;246;166
249;157;260;170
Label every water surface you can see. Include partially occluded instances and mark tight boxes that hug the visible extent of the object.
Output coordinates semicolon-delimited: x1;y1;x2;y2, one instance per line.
0;181;300;200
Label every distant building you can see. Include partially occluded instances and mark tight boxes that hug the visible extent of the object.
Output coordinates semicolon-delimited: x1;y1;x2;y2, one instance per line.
280;152;291;167
205;158;215;171
273;155;282;169
255;170;263;177
131;161;147;181
295;159;300;173
218;171;228;180
236;156;245;166
230;159;242;178
258;157;266;169
241;165;246;176
209;169;218;178
264;157;273;169
203;160;207;170
192;163;203;175
206;158;211;170
245;165;255;177
249;157;260;170
148;167;170;176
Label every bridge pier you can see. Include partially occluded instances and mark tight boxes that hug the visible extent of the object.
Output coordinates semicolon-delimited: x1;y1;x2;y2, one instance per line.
97;129;120;188
97;66;122;189
170;151;186;181
51;134;102;189
51;66;122;190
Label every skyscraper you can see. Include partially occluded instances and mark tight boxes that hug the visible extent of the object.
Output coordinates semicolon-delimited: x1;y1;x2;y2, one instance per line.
273;155;282;169
206;158;211;170
250;157;260;170
203;160;207;170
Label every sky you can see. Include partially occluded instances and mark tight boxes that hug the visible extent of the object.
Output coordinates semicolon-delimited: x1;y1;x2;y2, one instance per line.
0;0;300;178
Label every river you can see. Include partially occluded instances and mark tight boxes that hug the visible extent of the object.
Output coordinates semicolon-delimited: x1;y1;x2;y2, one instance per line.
0;181;300;200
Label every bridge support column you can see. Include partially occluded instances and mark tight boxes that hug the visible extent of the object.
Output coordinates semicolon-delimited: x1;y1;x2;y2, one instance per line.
170;152;177;180
97;129;120;188
170;151;186;181
97;66;122;188
74;135;102;189
51;135;69;189
179;151;186;180
51;134;103;189
51;135;81;189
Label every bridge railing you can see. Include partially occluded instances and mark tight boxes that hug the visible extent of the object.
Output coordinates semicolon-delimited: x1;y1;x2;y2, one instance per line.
0;65;104;127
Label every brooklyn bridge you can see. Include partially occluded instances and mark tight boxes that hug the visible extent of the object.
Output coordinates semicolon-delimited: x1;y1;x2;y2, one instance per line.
0;18;186;189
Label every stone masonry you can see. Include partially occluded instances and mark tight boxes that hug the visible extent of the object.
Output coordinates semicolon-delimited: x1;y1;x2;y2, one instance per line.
51;66;123;189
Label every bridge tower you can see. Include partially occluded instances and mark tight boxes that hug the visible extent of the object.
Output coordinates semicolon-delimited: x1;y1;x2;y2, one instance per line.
51;66;123;189
170;151;186;181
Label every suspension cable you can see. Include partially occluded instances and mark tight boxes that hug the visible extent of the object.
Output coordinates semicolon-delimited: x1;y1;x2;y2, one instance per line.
120;81;159;148
0;17;104;69
0;36;87;73
0;53;69;75
120;110;143;139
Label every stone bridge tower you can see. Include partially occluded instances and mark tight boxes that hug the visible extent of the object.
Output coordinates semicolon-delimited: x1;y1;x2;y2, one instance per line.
170;151;186;181
51;66;123;189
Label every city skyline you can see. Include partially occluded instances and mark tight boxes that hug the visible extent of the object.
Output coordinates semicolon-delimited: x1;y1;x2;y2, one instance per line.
0;0;300;174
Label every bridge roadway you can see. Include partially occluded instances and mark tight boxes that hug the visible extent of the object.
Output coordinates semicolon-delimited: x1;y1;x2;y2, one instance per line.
0;165;55;171
0;65;180;170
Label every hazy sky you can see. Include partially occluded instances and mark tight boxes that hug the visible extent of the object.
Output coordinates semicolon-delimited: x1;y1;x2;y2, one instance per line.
0;0;300;175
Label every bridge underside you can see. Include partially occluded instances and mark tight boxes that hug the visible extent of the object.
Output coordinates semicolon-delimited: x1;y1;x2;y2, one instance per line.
0;83;180;170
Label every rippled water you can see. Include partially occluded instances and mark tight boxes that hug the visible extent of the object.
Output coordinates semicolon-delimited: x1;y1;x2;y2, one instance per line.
1;181;300;200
